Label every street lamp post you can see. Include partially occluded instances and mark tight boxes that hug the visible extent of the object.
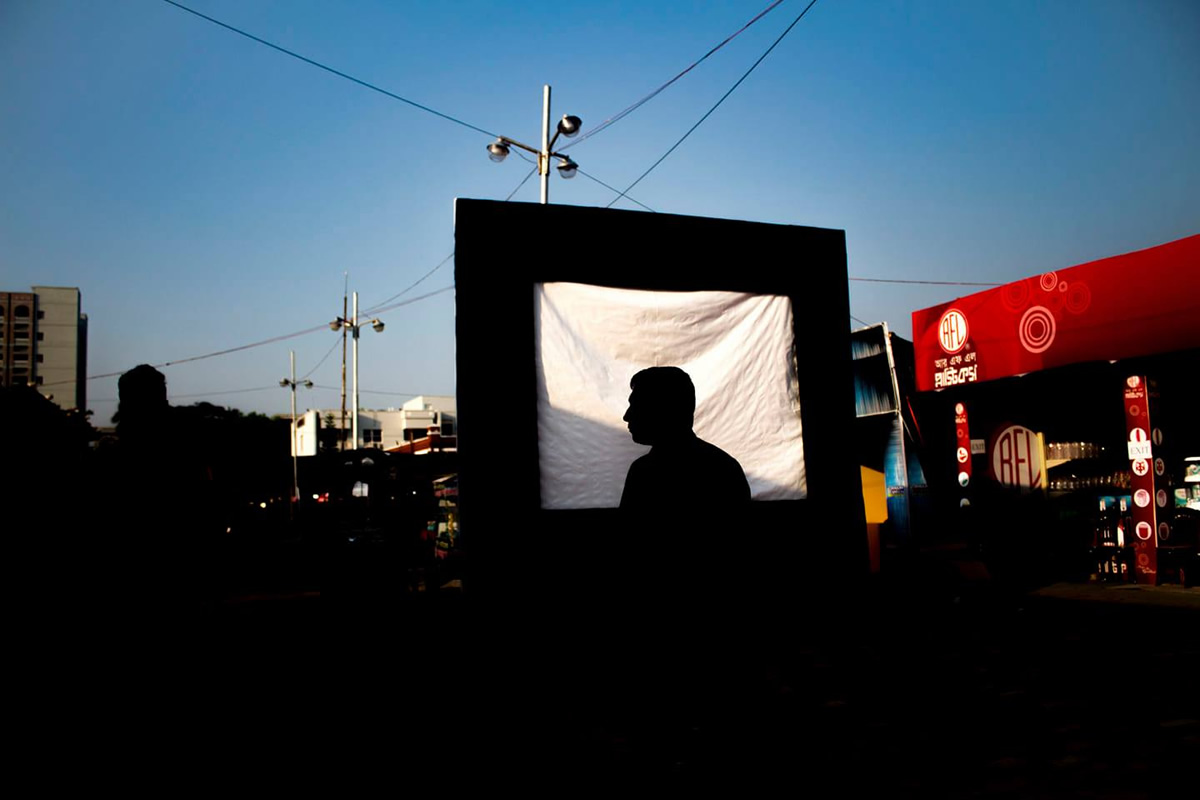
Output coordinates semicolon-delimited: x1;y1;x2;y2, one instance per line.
330;291;384;450
486;84;581;204
280;349;313;507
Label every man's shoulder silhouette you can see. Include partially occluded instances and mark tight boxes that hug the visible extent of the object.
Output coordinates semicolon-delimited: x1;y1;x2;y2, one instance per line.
621;434;749;510
618;366;750;515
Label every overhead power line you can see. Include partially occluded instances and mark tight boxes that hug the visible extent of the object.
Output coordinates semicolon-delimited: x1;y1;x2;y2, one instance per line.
65;284;453;385
850;278;1002;286
171;385;280;400
577;169;656;213
313;384;419;398
563;0;786;150
301;336;342;381
361;253;455;316
505;165;539;202
159;0;499;138
607;0;820;208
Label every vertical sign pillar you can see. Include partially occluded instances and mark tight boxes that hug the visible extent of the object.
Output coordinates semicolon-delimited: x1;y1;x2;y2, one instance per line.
1123;375;1160;585
954;402;972;496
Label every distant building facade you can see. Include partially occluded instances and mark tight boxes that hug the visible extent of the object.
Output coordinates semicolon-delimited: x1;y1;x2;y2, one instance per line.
0;286;87;411
292;395;456;454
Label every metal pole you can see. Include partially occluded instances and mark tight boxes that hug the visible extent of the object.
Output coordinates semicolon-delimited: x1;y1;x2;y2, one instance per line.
340;275;348;450
352;290;360;451
290;350;300;505
540;84;551;204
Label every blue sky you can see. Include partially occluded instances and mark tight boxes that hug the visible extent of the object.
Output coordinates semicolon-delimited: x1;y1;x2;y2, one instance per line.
3;0;1197;425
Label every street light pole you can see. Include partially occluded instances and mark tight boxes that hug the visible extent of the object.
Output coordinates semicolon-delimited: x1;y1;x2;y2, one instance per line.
540;84;552;204
340;273;348;451
487;85;581;205
330;291;384;452
280;349;313;509
352;291;360;450
291;350;299;495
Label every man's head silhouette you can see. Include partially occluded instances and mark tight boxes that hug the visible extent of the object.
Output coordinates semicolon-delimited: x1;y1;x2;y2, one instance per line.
623;366;696;446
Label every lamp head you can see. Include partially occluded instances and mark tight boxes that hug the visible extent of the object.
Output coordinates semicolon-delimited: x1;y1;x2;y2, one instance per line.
372;319;385;333
487;140;510;162
556;158;578;179
557;115;582;138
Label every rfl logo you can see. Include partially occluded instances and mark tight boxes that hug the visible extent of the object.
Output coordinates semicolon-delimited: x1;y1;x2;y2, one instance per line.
938;308;969;354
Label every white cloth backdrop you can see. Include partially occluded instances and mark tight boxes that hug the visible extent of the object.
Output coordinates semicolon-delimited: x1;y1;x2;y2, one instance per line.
535;282;806;509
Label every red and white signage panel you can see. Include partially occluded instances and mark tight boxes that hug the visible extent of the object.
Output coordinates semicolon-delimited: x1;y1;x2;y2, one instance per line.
1124;375;1159;584
912;235;1200;391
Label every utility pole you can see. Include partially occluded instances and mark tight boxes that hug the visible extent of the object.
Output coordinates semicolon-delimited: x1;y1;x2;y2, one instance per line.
485;85;581;204
339;273;348;450
330;288;385;453
352;291;360;450
280;350;312;515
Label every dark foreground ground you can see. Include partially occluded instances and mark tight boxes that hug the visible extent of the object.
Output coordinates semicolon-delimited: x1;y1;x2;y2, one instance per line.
25;547;1196;796
334;554;1197;794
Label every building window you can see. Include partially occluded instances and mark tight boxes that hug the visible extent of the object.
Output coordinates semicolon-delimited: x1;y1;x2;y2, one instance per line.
363;429;382;444
14;305;29;318
37;310;45;319
36;354;44;363
35;376;44;385
37;332;44;341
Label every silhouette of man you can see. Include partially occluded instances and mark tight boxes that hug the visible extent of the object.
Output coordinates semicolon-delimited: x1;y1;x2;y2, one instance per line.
620;366;750;516
611;367;753;756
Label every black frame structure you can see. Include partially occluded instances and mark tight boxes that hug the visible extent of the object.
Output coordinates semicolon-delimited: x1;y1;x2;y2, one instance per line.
454;199;866;604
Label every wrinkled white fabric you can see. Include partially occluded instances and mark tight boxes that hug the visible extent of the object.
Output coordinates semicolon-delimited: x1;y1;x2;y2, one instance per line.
535;282;806;509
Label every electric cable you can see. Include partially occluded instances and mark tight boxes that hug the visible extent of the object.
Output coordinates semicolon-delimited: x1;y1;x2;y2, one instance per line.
505;165;539;202
65;284;453;385
606;0;819;209
360;253;455;316
159;0;499;138
313;384;419;397
300;336;342;380
850;278;1001;286
562;0;786;150
577;169;656;212
171;385;280;400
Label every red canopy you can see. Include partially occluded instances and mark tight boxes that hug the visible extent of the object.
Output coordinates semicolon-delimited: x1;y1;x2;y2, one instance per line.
912;234;1200;392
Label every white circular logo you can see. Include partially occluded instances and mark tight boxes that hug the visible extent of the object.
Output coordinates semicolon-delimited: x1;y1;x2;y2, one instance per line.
1154;458;1165;476
1134;489;1150;508
1156;490;1167;508
938;309;969;354
990;424;1044;489
955;403;965;415
1126;376;1141;388
1130;428;1147;443
957;447;969;464
1132;459;1149;476
1040;272;1059;292
1135;521;1153;541
1018;306;1057;354
1152;428;1163;446
958;471;970;488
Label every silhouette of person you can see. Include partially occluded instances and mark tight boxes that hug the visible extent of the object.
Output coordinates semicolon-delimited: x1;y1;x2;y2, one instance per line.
619;366;750;516
101;364;218;620
611;366;752;752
